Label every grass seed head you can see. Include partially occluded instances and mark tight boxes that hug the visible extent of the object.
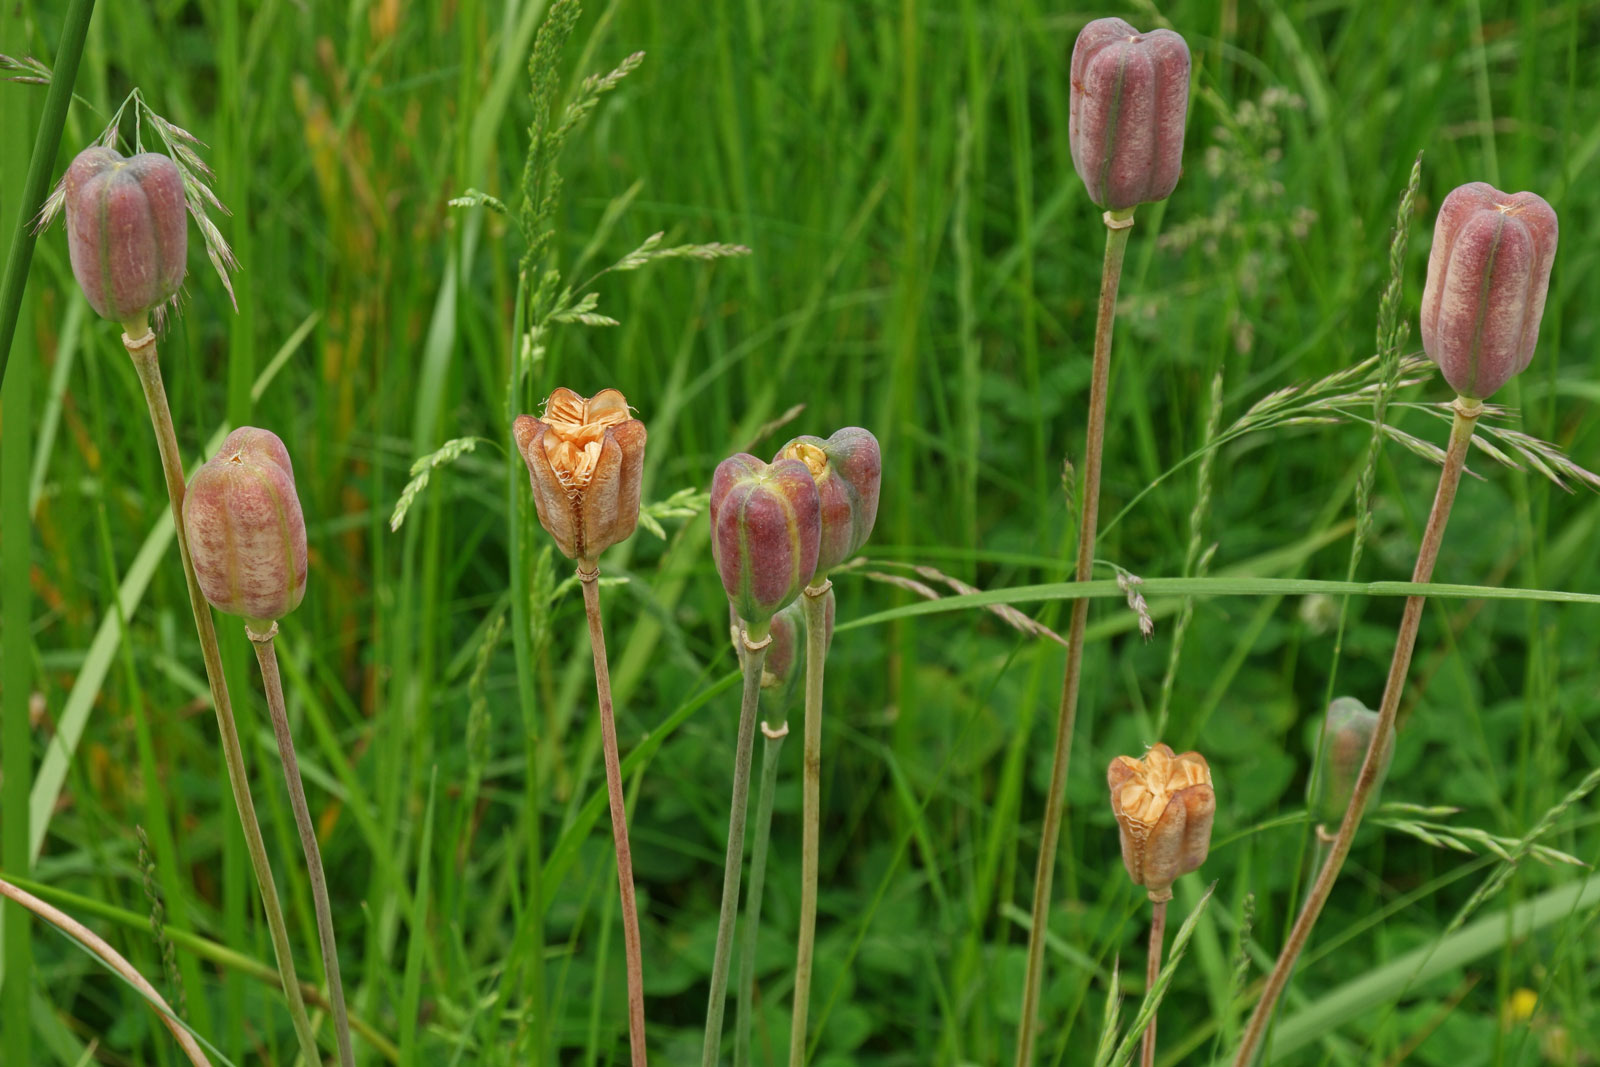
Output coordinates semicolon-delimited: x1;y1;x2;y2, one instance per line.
1069;18;1192;211
1421;182;1558;399
182;427;307;630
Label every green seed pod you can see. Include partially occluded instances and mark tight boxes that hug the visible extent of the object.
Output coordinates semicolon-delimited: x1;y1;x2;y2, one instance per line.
182;427;308;630
1308;697;1395;827
774;427;881;577
63;146;188;327
732;587;836;718
710;454;821;629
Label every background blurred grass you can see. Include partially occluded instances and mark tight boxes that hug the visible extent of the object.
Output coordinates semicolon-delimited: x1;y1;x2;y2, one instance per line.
4;0;1600;1064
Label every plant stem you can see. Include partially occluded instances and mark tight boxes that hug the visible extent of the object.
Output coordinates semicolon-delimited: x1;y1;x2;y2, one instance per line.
0;876;211;1067
703;623;771;1067
1142;898;1168;1067
735;718;788;1067
1014;207;1134;1066
579;561;649;1066
124;326;322;1064
1232;397;1482;1067
249;625;356;1067
787;578;832;1067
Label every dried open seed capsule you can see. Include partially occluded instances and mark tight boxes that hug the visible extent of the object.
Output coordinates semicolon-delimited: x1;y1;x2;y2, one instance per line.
1421;183;1558;400
710;454;821;630
182;427;307;629
774;427;881;577
1308;697;1394;828
1069;18;1192;212
1107;743;1215;902
63;146;188;328
513;388;647;564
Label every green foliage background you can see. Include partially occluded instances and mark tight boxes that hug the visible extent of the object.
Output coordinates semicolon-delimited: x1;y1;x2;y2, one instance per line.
4;0;1600;1064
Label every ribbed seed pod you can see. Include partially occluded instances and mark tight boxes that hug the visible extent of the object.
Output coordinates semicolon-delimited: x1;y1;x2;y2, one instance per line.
1107;743;1215;902
1069;18;1192;212
182;427;308;629
1308;697;1395;827
63;146;188;326
774;427;881;577
513;387;647;563
732;587;836;717
1420;182;1558;400
710;454;821;629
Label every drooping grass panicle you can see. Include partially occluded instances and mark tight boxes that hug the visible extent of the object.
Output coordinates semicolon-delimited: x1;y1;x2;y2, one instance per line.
389;436;494;531
851;558;1066;646
518;0;584;277
1372;814;1585;869
635;486;709;540
0;52;52;85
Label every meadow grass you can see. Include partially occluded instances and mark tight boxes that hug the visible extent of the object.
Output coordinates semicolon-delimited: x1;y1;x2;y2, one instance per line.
5;1;1600;1064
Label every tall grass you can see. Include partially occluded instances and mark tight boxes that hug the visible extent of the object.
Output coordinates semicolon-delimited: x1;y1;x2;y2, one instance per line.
4;1;1600;1063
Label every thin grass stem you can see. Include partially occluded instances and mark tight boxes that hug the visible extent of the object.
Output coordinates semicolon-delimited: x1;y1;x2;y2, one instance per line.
579;561;649;1066
1142;899;1168;1067
248;625;356;1067
1014;207;1135;1066
0;876;211;1066
1233;397;1483;1066
787;578;832;1067
703;624;771;1067
124;324;322;1065
735;719;788;1067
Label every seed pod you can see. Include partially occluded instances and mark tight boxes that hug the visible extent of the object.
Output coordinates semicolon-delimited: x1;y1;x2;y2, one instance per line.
1421;182;1558;400
1308;697;1394;827
732;588;836;717
774;427;881;577
63;146;188;327
1107;743;1215;902
513;388;647;563
1069;18;1192;212
710;454;821;629
183;427;308;628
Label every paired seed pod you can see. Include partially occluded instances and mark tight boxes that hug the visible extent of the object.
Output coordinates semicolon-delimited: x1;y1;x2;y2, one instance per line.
1107;743;1215;902
63;146;188;328
710;454;821;629
513;388;647;564
773;427;881;577
1421;182;1558;400
1308;697;1395;829
183;427;308;630
1069;18;1192;212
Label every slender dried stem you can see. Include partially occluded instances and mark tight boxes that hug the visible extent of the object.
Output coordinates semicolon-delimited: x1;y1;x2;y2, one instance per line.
124;325;322;1065
787;577;832;1067
249;625;356;1067
0;876;210;1066
1142;898;1168;1067
579;561;649;1066
735;719;788;1067
1015;208;1135;1066
1233;397;1482;1066
702;623;771;1067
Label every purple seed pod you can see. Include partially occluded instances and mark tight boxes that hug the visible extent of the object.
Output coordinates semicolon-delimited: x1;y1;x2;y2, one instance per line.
710;454;821;629
732;588;836;716
1420;182;1559;400
1308;697;1394;827
1069;18;1192;212
774;427;881;577
182;427;308;628
513;388;647;563
63;146;188;327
